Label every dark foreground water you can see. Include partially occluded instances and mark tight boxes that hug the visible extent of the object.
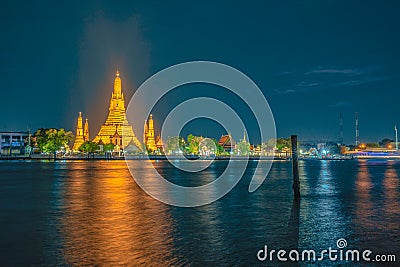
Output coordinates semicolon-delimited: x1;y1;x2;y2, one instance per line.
0;159;399;266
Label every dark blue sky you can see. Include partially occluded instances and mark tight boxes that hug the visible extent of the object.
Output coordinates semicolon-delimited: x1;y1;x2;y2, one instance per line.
1;1;399;144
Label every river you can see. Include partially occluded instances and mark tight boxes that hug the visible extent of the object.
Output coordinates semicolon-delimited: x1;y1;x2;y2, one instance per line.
0;159;399;266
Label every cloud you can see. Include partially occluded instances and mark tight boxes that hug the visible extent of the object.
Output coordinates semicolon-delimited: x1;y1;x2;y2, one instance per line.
297;81;320;87
306;68;362;75
334;76;389;87
273;66;389;95
273;81;321;94
306;66;381;76
274;89;296;94
328;101;352;108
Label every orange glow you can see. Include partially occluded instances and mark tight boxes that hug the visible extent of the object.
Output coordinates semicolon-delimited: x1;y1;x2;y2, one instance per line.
61;161;176;266
383;162;400;229
92;71;142;149
355;161;374;231
72;112;85;151
144;114;157;151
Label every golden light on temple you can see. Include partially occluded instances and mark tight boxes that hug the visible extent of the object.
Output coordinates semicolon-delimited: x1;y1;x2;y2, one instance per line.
143;114;157;151
92;70;142;150
84;118;89;141
72;112;85;151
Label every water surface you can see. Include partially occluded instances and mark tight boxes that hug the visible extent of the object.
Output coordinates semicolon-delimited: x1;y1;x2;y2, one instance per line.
0;159;399;266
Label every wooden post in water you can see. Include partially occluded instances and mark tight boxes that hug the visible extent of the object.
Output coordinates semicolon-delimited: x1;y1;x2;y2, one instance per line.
291;135;301;199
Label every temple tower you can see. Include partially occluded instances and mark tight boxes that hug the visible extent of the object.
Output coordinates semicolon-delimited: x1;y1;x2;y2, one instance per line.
156;134;164;153
92;70;142;150
144;114;157;151
84;118;89;142
143;119;148;145
72;112;85;151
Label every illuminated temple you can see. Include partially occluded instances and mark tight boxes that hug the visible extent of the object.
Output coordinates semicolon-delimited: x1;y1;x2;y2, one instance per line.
143;114;157;152
92;71;142;150
72;112;85;151
72;112;90;151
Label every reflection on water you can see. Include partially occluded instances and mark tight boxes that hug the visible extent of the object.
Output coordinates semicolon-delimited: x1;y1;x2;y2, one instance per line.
383;161;400;230
355;160;374;232
0;159;399;266
60;162;177;266
351;160;400;257
298;160;347;256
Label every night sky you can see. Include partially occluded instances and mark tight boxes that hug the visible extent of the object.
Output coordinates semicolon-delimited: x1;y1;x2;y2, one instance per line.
1;1;399;144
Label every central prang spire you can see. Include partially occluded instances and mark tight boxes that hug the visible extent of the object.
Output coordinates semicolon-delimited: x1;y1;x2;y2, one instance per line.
92;70;142;150
113;70;122;96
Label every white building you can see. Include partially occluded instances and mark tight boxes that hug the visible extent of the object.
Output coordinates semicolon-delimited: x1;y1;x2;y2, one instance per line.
0;131;29;156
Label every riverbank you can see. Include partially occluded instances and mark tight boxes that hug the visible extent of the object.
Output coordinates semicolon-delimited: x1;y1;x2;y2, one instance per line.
0;155;290;161
3;154;400;161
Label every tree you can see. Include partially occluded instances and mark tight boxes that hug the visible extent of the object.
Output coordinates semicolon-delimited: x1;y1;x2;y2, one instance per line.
165;136;185;155
103;143;115;152
212;138;226;156
276;138;291;151
236;140;250;156
366;143;379;148
33;128;48;151
186;134;201;155
379;138;394;148
34;128;74;154
79;141;100;153
267;138;277;149
198;138;217;156
325;142;340;155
